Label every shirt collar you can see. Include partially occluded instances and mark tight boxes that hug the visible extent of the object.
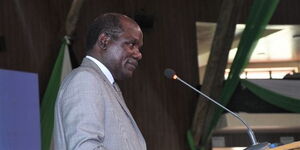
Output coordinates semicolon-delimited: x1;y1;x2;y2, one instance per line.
86;56;115;84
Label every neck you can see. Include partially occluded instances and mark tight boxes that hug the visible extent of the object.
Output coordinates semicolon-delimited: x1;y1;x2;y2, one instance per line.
87;50;118;80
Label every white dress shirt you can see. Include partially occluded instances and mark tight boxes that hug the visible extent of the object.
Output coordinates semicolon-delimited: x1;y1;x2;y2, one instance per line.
86;55;114;84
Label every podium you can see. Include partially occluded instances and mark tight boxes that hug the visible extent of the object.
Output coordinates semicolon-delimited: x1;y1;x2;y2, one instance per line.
212;113;300;148
270;141;300;150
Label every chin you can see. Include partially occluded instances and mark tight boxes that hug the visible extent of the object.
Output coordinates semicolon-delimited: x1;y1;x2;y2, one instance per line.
118;71;133;80
125;72;133;78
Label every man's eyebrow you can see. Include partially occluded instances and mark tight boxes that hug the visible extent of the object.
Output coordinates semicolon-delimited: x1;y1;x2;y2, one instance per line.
126;36;143;46
128;39;139;43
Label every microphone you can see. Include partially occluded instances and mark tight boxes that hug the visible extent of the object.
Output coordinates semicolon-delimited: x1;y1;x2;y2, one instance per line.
164;68;270;150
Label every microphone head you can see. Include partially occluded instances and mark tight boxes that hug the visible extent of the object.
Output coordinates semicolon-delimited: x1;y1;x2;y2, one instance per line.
164;68;176;79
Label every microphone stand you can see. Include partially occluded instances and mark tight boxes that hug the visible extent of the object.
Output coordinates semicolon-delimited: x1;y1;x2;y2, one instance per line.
175;76;270;150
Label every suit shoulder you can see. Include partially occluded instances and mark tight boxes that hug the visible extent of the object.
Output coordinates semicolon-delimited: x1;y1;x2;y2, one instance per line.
67;66;99;80
59;66;103;92
57;67;105;103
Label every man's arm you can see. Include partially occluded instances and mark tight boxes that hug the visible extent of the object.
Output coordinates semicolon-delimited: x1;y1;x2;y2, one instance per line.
60;71;107;150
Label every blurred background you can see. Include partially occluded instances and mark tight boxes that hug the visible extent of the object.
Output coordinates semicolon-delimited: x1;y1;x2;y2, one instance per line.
1;0;300;150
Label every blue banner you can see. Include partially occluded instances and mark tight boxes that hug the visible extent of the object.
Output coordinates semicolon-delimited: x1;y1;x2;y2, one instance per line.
0;69;40;150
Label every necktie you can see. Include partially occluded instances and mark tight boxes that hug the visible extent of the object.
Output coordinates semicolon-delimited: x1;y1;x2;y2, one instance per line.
113;82;121;93
113;82;126;104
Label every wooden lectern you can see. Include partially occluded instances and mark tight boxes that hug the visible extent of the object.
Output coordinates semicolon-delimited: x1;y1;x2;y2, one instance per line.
270;141;300;150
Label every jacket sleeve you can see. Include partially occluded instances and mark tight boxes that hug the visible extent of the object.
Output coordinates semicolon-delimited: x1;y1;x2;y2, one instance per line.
59;71;108;150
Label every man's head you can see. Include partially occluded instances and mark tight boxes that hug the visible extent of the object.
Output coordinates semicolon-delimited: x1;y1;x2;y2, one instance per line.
86;13;143;80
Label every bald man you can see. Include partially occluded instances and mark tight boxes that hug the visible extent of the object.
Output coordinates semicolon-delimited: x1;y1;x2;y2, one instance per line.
53;13;146;150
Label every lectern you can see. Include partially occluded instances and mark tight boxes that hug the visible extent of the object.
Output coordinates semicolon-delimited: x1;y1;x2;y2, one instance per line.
270;141;300;150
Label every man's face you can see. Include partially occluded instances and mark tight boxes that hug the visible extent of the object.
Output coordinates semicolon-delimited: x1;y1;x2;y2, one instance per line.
106;19;143;80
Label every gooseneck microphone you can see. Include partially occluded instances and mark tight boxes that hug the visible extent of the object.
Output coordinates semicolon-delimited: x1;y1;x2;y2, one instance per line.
164;68;270;150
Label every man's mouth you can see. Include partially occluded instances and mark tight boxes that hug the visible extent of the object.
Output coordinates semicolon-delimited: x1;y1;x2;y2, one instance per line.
126;59;138;71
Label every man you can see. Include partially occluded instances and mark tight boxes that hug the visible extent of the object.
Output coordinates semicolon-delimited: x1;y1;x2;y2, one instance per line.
53;13;146;150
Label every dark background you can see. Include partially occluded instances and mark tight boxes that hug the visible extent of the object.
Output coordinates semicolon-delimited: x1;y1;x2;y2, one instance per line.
1;0;300;149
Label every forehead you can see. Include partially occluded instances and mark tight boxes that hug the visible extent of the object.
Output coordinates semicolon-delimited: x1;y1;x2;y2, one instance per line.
119;17;143;42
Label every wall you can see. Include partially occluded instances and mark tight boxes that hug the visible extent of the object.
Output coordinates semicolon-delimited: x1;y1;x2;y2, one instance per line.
0;0;199;149
196;0;300;24
2;0;300;149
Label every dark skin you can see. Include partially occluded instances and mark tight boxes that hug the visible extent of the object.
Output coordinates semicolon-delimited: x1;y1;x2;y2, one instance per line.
88;15;143;80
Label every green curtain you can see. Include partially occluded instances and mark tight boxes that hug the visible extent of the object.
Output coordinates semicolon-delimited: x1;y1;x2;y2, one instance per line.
200;0;280;148
40;39;68;150
241;79;300;113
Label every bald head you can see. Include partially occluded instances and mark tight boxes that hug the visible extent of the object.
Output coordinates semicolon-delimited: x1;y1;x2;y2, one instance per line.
86;13;139;51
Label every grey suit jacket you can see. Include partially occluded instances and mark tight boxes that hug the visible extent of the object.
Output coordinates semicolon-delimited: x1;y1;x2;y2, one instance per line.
53;58;146;150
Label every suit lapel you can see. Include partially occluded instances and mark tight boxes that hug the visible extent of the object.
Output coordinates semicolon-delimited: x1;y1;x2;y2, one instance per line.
81;58;142;135
112;83;146;147
81;58;146;148
112;82;135;122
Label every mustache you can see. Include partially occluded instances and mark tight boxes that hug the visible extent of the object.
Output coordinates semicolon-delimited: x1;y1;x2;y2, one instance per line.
127;58;139;67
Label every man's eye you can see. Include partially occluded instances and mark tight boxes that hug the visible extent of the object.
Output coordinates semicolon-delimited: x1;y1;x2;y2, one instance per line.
128;43;135;48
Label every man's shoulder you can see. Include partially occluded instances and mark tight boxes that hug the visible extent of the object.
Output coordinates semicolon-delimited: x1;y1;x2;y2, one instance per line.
65;66;100;82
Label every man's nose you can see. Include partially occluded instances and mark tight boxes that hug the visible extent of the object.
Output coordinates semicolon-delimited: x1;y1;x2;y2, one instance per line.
133;48;142;60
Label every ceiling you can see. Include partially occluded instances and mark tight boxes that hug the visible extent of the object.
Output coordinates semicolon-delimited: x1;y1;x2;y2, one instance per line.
196;22;300;67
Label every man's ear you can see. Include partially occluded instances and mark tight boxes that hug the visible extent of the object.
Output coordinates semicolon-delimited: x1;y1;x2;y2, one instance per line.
97;33;111;50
